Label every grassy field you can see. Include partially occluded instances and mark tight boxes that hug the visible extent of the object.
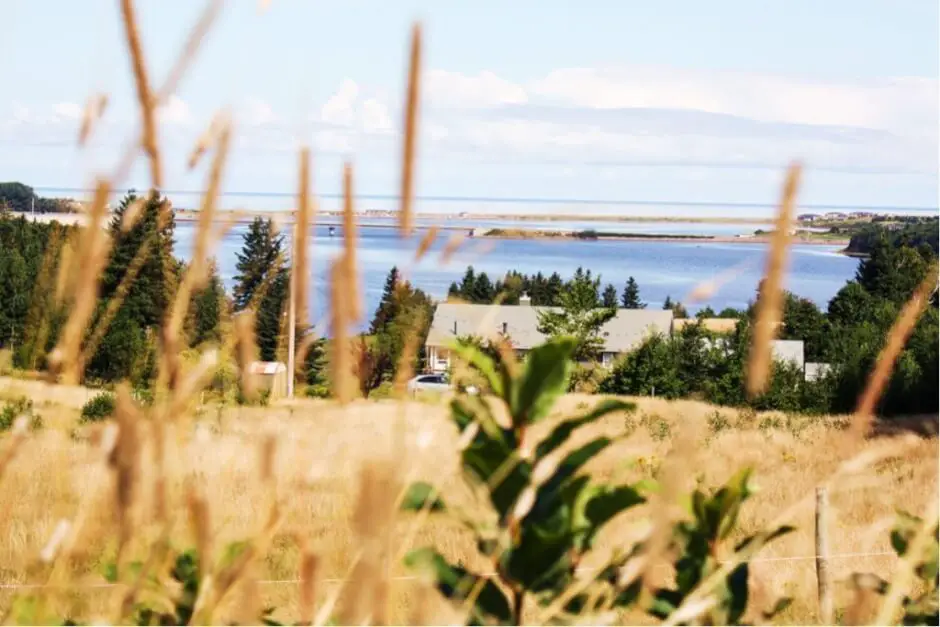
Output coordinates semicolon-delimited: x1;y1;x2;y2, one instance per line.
0;381;935;624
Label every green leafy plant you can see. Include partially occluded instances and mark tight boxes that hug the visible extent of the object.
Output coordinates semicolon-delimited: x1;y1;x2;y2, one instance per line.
849;511;938;626
400;336;646;624
647;468;795;625
0;395;41;431
79;392;116;423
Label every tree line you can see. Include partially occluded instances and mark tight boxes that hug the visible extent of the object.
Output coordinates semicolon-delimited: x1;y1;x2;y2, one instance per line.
1;200;936;417
0;182;76;214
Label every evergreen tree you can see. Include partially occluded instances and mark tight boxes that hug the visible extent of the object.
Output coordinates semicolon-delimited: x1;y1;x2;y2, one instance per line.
662;295;688;319
545;272;564;306
472;272;494;303
233;217;284;312
256;267;288;362
621;276;645;309
371;266;402;334
696;306;716;319
100;191;177;329
190;258;226;347
88;191;176;382
602;283;619;308
232;217;288;362
457;266;476;301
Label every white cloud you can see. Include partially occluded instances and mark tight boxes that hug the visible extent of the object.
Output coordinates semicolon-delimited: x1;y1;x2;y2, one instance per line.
320;79;359;126
54;102;82;120
361;98;392;133
527;67;938;138
156;95;192;126
241;97;278;126
425;70;528;109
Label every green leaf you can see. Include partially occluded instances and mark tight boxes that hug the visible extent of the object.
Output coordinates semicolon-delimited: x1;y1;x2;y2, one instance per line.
576;484;645;550
513;337;577;426
528;437;613;523
450;340;510;399
404;547;513;624
401;482;447;513
535;399;635;460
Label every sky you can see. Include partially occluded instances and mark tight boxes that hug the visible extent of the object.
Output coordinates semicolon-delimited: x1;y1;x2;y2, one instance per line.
1;0;938;217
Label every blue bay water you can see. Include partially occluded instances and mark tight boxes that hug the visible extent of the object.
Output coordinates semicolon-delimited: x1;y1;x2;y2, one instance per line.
173;220;859;333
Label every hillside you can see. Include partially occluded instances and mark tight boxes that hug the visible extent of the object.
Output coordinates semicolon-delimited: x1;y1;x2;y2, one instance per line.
0;380;936;624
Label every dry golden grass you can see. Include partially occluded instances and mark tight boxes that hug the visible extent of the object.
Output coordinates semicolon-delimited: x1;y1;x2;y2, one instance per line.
0;389;935;624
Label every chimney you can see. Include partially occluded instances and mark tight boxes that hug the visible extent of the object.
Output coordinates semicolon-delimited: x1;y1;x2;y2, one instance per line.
519;293;531;306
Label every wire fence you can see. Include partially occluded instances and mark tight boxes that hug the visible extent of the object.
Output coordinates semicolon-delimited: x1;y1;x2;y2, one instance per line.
0;549;897;591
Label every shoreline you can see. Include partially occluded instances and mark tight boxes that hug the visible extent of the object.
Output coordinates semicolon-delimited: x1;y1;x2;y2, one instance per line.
476;230;851;248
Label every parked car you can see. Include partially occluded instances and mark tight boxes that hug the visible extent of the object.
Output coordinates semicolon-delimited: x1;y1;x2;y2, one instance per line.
406;373;478;396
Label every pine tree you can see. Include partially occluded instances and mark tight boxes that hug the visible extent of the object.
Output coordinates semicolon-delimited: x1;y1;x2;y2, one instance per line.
190;258;226;346
621;276;645;309
602;283;619;308
233;217;284;312
473;272;495;303
545;272;564;305
256;267;288;362
371;266;402;334
88;191;176;382
100;191;176;329
232;217;288;362
457;266;476;301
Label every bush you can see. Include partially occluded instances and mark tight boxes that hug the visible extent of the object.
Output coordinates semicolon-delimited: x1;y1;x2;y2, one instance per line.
304;384;331;399
0;396;40;431
80;393;116;423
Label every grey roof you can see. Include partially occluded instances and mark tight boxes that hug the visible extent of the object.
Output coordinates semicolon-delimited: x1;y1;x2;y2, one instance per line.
426;303;674;352
771;340;805;369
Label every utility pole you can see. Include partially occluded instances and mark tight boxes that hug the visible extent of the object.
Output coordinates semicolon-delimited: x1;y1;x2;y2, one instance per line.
286;224;296;399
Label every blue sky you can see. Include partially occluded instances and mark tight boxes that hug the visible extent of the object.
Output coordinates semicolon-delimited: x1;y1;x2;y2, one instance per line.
1;0;937;216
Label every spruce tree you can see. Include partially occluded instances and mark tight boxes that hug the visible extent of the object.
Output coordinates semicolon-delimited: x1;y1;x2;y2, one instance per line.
371;266;401;334
602;283;619;308
100;191;176;329
621;276;645;309
88;191;175;382
190;258;226;346
457;266;476;300
233;217;284;312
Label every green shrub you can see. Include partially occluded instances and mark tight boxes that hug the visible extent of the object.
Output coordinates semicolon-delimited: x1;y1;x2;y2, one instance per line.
80;393;116;423
399;336;791;625
304;383;331;399
0;396;40;431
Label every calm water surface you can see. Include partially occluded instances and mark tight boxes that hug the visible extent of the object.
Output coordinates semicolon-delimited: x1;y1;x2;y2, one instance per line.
174;220;858;333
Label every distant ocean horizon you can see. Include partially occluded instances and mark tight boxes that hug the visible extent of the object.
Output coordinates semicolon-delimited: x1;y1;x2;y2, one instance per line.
33;186;940;221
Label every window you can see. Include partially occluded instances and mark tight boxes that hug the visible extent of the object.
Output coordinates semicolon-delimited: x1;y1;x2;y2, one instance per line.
418;375;440;383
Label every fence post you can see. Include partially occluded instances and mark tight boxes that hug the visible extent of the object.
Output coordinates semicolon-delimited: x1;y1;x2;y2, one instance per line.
816;486;833;625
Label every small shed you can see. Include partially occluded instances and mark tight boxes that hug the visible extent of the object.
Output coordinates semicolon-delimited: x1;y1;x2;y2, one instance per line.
248;361;288;399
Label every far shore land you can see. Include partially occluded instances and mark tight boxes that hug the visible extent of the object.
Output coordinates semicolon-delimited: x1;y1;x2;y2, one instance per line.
23;208;852;250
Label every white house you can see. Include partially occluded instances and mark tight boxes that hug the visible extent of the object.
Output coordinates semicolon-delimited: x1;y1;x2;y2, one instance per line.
424;301;674;373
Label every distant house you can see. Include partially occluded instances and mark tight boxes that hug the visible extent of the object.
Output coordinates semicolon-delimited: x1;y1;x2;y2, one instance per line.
797;213;820;222
425;302;674;372
804;362;832;382
772;340;805;370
